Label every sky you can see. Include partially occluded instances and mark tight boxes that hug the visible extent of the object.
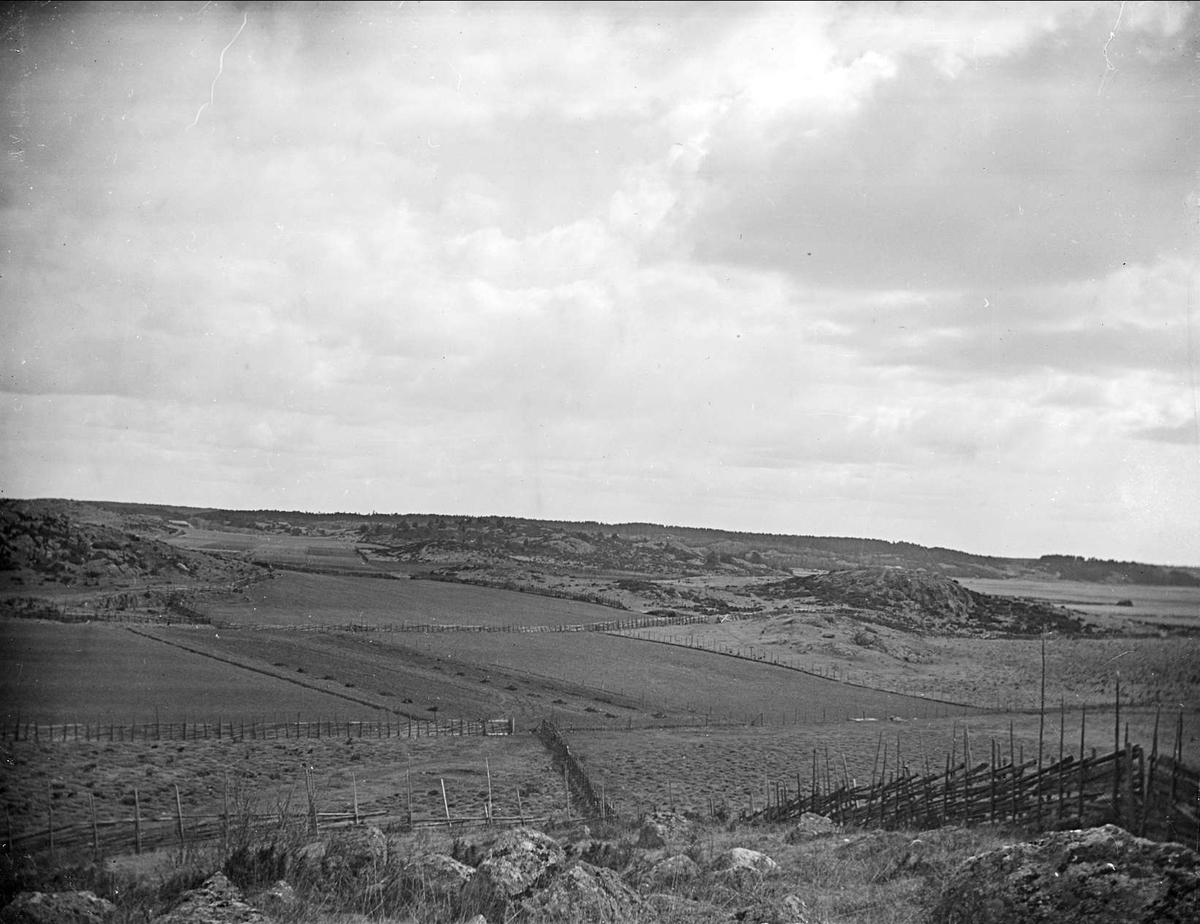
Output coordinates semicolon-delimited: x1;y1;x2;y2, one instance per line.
1;1;1198;565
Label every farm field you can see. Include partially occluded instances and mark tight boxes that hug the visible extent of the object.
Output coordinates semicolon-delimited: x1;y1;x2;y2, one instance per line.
393;630;964;725
0;622;363;725
166;528;383;574
202;571;629;629
959;578;1200;629
633;617;1200;709
569;706;1200;819
133;625;642;728
1;733;568;859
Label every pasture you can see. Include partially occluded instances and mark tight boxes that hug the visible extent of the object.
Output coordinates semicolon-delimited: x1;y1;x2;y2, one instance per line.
632;615;1200;710
166;528;380;574
5;561;1198;858
0;622;359;725
569;706;1200;819
202;571;628;629
133;625;634;728
959;578;1200;630
393;630;961;725
2;733;569;858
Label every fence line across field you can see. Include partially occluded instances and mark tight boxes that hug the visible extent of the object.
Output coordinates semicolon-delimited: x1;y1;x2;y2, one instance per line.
0;715;516;744
5;708;1196;865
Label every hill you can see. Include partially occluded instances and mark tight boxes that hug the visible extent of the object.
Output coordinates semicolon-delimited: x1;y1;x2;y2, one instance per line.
760;567;1088;636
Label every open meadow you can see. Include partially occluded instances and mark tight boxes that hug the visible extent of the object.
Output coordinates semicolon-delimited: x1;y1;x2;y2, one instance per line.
958;578;1200;631
2;733;569;860
0;622;359;725
202;570;628;629
5;522;1199;872
630;613;1200;710
567;705;1200;819
165;528;386;575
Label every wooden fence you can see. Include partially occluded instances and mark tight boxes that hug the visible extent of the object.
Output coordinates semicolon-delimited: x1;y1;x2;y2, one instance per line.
232;612;715;634
753;727;1197;847
535;719;619;822
4;768;552;862
0;715;515;744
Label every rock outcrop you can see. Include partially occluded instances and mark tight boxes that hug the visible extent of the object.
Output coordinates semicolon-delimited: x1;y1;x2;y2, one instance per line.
641;853;701;890
713;846;780;890
461;827;567;920
932;825;1200;924
520;861;645;924
151;873;266;924
391;852;474;908
0;890;115;924
784;812;840;842
637;811;694;848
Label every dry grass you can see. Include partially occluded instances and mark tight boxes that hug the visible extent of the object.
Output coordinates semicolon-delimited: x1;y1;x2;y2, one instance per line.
1;808;1024;924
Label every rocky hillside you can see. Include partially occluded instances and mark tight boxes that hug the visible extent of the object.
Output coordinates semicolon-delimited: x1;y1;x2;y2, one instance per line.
3;817;1194;924
0;499;263;593
762;567;1089;636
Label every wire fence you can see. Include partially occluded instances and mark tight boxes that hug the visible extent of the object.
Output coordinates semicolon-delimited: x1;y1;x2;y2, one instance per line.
0;715;515;744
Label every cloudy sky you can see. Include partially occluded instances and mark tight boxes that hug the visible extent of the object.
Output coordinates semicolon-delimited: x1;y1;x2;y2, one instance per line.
2;1;1198;564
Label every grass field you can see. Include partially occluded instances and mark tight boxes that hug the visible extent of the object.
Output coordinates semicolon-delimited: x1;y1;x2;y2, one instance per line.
6;559;1198;859
633;615;1200;710
393;630;964;725
202;571;629;629
166;529;381;574
2;733;569;857
959;578;1200;629
0;622;361;725
568;706;1200;819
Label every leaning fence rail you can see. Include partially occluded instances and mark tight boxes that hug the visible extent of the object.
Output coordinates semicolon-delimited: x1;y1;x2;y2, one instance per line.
752;742;1197;847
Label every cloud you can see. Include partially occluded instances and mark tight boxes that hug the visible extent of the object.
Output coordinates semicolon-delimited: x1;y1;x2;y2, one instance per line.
686;6;1199;290
1132;420;1200;446
1;1;1197;564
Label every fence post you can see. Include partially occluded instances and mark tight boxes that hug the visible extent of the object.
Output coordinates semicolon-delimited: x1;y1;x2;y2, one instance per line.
1113;675;1121;823
134;788;142;855
175;784;186;855
90;792;99;853
441;779;452;829
1079;705;1087;823
486;758;494;823
306;769;319;834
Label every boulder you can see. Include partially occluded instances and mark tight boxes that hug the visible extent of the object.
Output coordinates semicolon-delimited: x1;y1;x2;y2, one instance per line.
520;861;645;924
151;873;267;924
461;827;566;920
1;890;115;924
641;854;701;890
784;812;840;843
392;853;474;907
713;847;779;891
637;811;694;848
932;825;1200;924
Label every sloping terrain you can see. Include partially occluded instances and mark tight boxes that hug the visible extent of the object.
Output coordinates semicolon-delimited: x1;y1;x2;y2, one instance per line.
760;567;1088;636
0;500;265;617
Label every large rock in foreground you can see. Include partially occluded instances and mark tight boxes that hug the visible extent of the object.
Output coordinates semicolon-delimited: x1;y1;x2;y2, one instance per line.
151;873;267;924
1;890;115;924
932;825;1200;924
520;861;645;924
461;827;567;920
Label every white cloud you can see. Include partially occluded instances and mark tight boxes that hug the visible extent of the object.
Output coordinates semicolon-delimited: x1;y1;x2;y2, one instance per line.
1;1;1197;563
